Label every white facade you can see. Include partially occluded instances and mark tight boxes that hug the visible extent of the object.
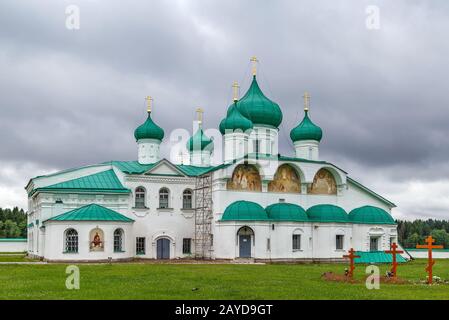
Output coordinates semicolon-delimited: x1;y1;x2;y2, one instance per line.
138;139;161;164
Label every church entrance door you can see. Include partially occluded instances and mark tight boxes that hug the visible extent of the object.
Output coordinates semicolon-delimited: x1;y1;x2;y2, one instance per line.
239;235;251;258
157;238;170;259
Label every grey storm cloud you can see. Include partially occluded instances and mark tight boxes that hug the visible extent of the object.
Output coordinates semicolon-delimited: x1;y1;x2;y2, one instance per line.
1;0;449;218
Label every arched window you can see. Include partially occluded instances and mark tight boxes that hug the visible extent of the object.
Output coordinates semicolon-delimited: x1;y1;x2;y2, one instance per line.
159;188;170;208
114;229;124;252
135;187;146;208
183;189;193;209
65;228;78;253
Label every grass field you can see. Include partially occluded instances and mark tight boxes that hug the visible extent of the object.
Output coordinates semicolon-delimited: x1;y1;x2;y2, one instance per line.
0;258;448;300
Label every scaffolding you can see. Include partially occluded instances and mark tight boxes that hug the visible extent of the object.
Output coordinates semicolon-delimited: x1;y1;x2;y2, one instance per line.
194;174;213;259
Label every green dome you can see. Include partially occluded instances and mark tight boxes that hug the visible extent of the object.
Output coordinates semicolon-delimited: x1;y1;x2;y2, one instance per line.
265;203;308;221
307;204;348;223
187;128;213;152
134;112;165;141
219;103;253;135
236;76;282;128
349;206;396;225
221;200;268;221
290;110;322;142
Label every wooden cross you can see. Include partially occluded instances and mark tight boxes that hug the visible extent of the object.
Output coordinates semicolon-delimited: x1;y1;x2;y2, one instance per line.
343;248;360;278
385;242;404;278
416;235;443;284
145;96;153;113
303;92;310;112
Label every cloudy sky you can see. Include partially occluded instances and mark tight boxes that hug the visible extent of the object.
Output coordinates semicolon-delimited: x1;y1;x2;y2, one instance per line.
0;0;448;220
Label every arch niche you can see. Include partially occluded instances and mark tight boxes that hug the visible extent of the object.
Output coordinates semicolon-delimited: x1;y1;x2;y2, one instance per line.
268;164;301;193
89;228;105;252
308;168;337;195
227;164;262;192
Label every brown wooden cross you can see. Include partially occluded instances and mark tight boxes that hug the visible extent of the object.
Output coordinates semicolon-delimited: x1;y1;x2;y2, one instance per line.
416;235;443;284
385;242;404;278
343;248;360;278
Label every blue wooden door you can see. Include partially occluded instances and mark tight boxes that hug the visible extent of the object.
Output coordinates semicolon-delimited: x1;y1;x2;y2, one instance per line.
157;238;170;259
239;235;251;258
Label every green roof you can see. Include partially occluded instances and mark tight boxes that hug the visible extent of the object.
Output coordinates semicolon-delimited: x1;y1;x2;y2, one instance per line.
349;206;395;225
236;76;282;128
134;112;164;141
34;170;130;195
0;238;27;242
221;201;269;221
355;251;407;264
406;248;449;252
265;203;308;221
307;204;349;223
219;103;253;134
290;109;323;142
187;128;214;152
45;204;134;222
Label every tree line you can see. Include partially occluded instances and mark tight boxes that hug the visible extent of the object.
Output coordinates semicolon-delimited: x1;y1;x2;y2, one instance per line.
397;219;449;248
0;207;27;238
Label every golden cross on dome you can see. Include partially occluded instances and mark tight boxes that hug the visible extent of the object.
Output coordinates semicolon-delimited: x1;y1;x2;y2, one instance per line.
303;92;310;112
232;81;240;102
250;56;258;76
145;96;153;113
196;107;204;126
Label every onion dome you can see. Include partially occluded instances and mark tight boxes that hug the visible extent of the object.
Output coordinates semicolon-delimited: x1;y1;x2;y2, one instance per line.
349;206;396;225
236;76;282;128
221;200;268;221
187;128;213;152
265;203;308;221
290;109;322;142
219;103;254;135
306;204;348;223
134;112;164;141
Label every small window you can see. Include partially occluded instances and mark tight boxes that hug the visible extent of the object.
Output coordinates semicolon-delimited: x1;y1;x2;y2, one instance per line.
183;238;192;254
210;234;214;247
136;237;146;255
114;229;124;252
159;188;169;208
65;229;78;253
293;234;301;250
370;236;379;251
135;187;146;208
183;189;193;209
267;238;271;251
336;235;344;250
254;140;261;154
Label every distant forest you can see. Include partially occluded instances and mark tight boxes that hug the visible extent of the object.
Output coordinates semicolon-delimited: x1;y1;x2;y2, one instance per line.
0;208;448;248
397;219;449;249
0;207;27;238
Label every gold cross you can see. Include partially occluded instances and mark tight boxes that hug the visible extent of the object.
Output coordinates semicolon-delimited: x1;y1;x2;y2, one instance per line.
196;107;204;125
250;56;258;76
303;92;310;111
145;96;153;113
232;81;240;102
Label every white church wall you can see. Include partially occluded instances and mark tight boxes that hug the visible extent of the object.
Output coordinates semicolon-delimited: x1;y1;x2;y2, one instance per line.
43;222;134;261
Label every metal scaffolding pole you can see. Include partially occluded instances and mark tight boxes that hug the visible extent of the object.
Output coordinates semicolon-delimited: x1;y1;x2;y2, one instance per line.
194;174;213;259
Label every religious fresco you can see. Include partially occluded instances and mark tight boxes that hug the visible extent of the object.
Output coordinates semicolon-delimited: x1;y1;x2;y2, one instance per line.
227;164;262;192
308;168;337;195
268;164;301;193
89;228;104;252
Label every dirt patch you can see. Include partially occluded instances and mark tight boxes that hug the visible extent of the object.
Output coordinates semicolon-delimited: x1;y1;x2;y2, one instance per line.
321;272;358;283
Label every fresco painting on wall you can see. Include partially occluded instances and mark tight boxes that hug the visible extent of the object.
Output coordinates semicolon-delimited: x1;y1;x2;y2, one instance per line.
308;168;337;195
89;228;104;251
227;164;262;192
268;164;301;193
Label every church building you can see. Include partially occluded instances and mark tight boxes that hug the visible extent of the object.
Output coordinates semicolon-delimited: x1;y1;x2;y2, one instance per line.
25;58;398;262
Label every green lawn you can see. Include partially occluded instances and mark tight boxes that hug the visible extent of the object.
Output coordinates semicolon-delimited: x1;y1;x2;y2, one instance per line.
0;253;38;262
0;259;448;299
